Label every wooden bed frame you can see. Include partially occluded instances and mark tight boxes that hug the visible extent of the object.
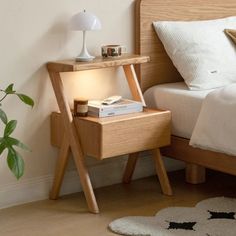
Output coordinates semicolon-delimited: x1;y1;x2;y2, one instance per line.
135;0;236;183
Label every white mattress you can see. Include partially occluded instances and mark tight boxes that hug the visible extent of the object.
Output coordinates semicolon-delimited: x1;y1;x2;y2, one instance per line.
144;82;214;139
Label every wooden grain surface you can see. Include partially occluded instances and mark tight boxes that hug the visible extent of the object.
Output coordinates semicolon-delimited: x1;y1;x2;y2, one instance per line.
123;64;146;106
161;136;236;176
186;164;206;184
77;108;167;124
123;152;139;184
100;110;170;159
47;54;149;72
2;171;236;236
49;71;99;213
136;0;236;91
49;135;70;200
152;148;173;195
137;0;236;180
51;109;171;159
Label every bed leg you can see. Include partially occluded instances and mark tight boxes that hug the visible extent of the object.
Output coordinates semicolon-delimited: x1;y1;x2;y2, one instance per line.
185;163;206;184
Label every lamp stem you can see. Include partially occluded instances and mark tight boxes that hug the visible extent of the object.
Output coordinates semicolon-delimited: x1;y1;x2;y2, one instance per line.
82;30;87;55
76;30;94;62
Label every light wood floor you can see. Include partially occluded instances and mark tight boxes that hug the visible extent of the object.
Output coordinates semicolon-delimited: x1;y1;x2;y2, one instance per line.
1;170;236;236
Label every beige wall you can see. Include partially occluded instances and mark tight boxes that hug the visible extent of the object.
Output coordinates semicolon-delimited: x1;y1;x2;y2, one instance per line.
0;0;183;208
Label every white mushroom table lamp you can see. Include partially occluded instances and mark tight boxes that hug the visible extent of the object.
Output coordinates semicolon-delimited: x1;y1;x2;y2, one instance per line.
70;10;101;62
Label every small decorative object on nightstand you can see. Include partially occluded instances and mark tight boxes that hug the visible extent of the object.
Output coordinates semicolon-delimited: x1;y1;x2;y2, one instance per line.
101;45;126;58
47;54;172;214
74;98;88;117
70;10;101;62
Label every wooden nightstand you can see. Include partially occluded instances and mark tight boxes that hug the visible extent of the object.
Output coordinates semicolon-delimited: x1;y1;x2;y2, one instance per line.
47;54;172;214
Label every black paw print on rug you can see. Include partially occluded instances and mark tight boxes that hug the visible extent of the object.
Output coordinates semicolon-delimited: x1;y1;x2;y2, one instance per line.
208;210;236;220
167;221;196;231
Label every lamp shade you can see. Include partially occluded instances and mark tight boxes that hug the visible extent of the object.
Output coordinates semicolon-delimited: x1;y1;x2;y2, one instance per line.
70;10;101;31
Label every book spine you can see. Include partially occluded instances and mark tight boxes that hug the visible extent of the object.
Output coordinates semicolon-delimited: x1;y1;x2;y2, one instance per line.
88;106;143;118
88;103;142;113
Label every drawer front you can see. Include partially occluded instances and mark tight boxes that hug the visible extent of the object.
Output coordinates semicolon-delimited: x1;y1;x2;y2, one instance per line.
51;111;171;160
101;112;171;159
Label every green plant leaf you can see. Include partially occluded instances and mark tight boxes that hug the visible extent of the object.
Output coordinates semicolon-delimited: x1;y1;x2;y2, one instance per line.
7;148;24;179
0;108;8;124
5;84;15;94
6;137;30;151
0;140;6;155
16;94;34;108
4;120;17;137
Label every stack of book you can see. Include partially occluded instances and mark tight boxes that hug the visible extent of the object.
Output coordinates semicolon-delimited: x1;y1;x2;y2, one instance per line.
88;99;143;118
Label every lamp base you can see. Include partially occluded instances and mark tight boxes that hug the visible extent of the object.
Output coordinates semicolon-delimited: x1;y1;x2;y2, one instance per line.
75;55;95;62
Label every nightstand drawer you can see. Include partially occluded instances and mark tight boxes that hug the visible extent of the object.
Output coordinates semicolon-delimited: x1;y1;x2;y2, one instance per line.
51;109;171;160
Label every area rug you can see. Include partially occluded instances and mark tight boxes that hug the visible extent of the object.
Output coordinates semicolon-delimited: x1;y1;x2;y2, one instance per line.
109;197;236;236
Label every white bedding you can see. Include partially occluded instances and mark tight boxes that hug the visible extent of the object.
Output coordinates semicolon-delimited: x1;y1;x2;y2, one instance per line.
144;82;214;138
190;84;236;156
144;82;236;156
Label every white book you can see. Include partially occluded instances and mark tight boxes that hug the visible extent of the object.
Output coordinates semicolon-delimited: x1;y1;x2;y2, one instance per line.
88;106;143;118
88;99;143;118
88;99;143;112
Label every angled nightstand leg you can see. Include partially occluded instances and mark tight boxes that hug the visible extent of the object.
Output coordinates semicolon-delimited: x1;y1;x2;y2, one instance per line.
123;152;139;184
152;148;173;196
123;64;146;106
122;64;145;184
50;135;70;200
48;71;99;214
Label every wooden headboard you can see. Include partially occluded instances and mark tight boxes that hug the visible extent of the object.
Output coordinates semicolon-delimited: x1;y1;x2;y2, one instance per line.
136;0;236;92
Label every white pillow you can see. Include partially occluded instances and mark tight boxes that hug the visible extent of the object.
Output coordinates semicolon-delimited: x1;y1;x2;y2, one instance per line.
153;17;236;90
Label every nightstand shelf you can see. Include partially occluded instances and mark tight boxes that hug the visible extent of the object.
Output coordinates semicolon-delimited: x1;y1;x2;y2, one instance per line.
47;54;149;72
47;54;172;214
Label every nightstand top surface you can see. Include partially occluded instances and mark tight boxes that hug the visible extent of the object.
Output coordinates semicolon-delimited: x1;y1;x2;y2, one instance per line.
77;108;171;125
47;54;150;72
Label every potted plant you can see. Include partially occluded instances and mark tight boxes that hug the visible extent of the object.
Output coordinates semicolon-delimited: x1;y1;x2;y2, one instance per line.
0;84;34;179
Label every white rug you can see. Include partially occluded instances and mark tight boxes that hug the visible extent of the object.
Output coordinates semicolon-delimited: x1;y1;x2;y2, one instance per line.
109;197;236;236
